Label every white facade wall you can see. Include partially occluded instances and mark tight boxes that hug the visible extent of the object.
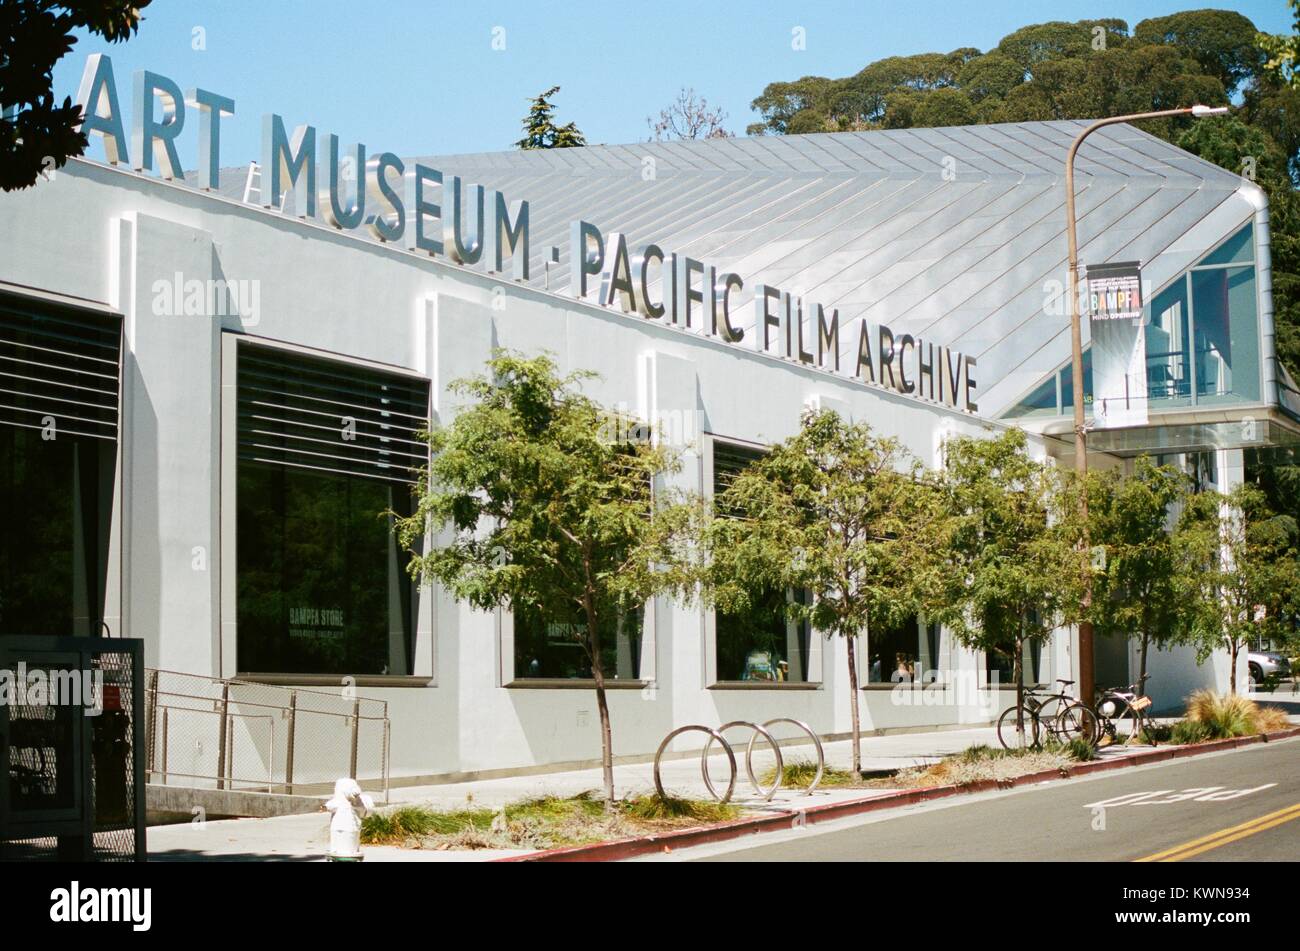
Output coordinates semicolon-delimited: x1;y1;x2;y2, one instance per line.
0;159;1228;780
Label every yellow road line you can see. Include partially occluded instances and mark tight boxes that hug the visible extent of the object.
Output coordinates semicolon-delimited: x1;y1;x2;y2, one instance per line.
1136;802;1300;862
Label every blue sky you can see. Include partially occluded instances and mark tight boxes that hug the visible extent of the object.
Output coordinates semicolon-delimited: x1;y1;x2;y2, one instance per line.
54;1;1294;167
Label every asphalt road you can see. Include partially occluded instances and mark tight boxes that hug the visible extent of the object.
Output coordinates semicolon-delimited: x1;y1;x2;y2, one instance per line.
645;737;1300;862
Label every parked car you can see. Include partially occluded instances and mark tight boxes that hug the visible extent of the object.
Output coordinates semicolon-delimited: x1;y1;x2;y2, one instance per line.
1248;649;1293;687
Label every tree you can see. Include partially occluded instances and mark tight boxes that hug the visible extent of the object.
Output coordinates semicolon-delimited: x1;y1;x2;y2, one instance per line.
395;352;695;804
1175;482;1300;692
1085;458;1192;690
1258;0;1299;88
647;87;730;141
1133;9;1265;94
515;86;585;149
928;428;1087;747
0;0;151;191
700;409;942;775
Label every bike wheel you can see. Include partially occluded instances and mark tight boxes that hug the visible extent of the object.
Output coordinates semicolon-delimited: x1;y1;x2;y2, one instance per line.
1054;701;1098;745
997;705;1040;750
1101;699;1143;746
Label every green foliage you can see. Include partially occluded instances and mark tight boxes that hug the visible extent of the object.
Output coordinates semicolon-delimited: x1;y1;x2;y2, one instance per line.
1170;719;1214;744
1066;736;1099;761
621;794;739;822
1133;9;1265;93
699;408;943;772
515;86;586;149
1175;484;1300;689
928;428;1087;665
1258;0;1300;87
395;351;698;801
1086;458;1194;667
0;0;152;191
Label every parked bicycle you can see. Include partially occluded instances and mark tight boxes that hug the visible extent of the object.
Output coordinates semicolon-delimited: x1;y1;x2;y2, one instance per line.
996;679;1098;750
1094;674;1154;747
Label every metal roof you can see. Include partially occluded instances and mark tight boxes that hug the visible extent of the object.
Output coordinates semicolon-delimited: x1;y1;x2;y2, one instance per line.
208;120;1256;417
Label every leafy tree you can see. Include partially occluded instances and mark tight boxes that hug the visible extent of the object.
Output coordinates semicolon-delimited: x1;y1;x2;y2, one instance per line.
395;352;696;804
1085;458;1192;689
0;0;151;191
956;52;1026;102
515;86;586;149
1133;9;1265;94
1175;483;1300;692
995;19;1128;74
701;409;942;775
927;428;1087;747
647;87;730;141
1258;0;1299;88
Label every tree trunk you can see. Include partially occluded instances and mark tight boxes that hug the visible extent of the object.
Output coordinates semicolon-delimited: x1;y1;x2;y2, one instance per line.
1228;638;1240;696
1139;632;1150;696
1013;635;1026;749
583;595;616;806
846;635;862;776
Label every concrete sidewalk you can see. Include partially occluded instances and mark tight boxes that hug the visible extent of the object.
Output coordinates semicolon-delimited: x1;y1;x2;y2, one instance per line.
144;724;1111;862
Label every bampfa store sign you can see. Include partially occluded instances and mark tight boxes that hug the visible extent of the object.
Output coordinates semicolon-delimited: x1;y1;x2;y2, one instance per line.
73;54;980;413
1087;260;1147;429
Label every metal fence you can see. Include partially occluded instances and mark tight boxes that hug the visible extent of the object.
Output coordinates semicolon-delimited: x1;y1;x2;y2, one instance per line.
1;637;146;862
145;669;390;801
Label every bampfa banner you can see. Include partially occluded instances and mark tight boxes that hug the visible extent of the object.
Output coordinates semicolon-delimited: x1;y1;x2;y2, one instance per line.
1086;261;1147;429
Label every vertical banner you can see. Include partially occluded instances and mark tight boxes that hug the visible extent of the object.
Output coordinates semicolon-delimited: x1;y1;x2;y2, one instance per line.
1086;261;1146;429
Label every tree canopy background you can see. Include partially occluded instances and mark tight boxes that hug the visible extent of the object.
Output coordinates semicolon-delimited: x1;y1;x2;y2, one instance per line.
746;9;1300;382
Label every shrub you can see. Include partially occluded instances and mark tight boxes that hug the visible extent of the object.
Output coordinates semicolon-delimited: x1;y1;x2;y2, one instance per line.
1066;737;1098;761
1184;689;1292;739
1170;719;1213;745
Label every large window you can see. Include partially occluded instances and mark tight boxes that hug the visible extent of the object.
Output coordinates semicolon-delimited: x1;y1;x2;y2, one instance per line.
234;342;428;676
513;602;644;681
710;439;813;684
1003;224;1262;419
866;617;939;684
0;297;119;637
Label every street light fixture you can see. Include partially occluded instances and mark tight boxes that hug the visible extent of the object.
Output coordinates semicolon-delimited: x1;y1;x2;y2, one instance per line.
1063;104;1230;708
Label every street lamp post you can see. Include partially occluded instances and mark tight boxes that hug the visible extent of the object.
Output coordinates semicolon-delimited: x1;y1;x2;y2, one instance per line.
1063;104;1229;708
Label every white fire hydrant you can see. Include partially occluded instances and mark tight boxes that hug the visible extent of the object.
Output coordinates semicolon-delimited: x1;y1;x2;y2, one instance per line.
325;778;375;862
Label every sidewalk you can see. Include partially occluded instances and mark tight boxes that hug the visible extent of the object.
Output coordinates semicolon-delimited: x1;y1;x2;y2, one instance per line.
145;724;1130;862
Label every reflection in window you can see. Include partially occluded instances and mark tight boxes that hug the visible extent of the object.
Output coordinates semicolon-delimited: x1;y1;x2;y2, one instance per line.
514;602;644;680
716;585;811;683
711;439;812;683
237;464;415;676
1193;266;1259;403
985;639;1043;686
1146;278;1190;403
867;617;941;683
0;428;114;636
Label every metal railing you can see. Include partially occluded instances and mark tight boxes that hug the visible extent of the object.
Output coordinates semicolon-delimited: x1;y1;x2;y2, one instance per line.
144;669;390;802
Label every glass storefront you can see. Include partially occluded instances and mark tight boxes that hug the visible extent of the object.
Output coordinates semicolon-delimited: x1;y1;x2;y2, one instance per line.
1004;224;1261;419
0;298;119;638
866;616;938;683
234;341;428;676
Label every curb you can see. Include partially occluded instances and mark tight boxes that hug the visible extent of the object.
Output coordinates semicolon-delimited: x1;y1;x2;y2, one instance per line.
497;725;1300;862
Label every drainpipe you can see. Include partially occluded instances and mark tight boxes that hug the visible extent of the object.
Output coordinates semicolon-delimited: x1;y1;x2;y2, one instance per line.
1239;181;1278;409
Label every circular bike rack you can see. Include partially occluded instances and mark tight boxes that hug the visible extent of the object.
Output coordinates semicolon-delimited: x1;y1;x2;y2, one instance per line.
702;721;784;802
654;725;737;803
762;718;825;795
653;717;826;803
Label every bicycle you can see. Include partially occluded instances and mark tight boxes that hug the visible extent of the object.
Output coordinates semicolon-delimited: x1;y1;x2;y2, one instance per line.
1094;674;1155;747
996;679;1098;750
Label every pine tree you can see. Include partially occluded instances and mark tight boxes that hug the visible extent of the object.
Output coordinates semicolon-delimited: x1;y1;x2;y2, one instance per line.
515;86;586;149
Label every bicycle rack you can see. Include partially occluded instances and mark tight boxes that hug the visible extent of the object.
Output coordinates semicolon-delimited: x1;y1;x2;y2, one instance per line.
653;717;825;803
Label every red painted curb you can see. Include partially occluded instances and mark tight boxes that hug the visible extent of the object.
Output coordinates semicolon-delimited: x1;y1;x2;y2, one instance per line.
497;726;1300;862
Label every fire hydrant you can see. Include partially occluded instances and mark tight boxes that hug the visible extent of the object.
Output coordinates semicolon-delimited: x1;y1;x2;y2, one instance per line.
324;778;375;862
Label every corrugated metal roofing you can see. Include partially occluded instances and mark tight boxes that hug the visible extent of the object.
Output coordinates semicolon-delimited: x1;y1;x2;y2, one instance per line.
207;120;1255;417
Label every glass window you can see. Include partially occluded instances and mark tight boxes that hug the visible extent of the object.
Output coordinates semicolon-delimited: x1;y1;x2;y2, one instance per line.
513;602;644;681
0;300;119;638
1004;373;1058;419
234;343;428;676
866;615;925;683
1145;277;1192;404
711;439;813;683
237;464;415;676
716;585;811;683
1193;266;1260;403
984;639;1043;686
1199;223;1253;267
1059;349;1093;412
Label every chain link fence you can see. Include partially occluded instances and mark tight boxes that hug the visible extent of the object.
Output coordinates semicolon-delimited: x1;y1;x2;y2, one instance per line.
145;670;390;801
